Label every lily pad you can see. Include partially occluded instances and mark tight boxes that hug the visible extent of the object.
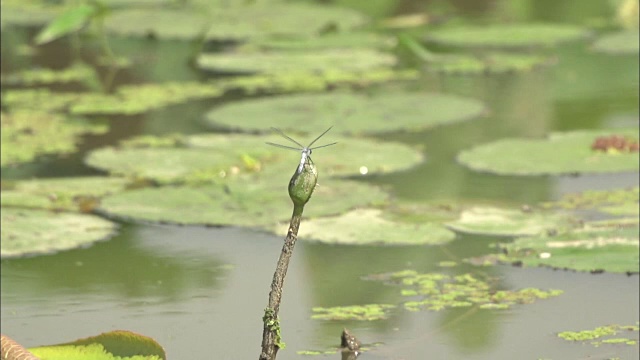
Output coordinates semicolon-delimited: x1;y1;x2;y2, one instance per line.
426;52;555;74
558;324;639;346
445;206;575;237
498;225;639;273
218;68;420;94
196;48;396;75
97;179;389;228
272;208;455;245
541;187;639;217
365;270;563;312
28;330;166;360
1;177;130;212
204;91;485;135
3;82;224;116
0;1;62;28
0;62;97;86
105;4;367;41
1;111;108;167
246;32;396;51
457;129;640;175
425;23;590;49
85;133;423;184
0;208;117;258
592;30;640;54
311;304;395;321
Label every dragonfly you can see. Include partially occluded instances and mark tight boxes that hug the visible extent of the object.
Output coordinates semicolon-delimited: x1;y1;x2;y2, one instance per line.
266;126;337;174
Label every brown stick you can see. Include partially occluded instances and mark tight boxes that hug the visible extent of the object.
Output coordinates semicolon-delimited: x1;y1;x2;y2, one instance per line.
259;205;303;360
1;334;40;360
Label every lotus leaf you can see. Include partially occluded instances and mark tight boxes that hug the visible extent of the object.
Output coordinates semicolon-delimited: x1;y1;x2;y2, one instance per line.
541;187;639;216
498;225;639;273
592;30;640;54
85;133;423;184
218;68;419;94
311;304;395;321
0;62;97;85
426;23;590;49
366;271;563;311
558;324;639;347
446;206;575;237
273;208;455;245
246;32;396;51
28;330;166;360
196;48;396;75
205;91;485;135
1;208;117;258
97;179;389;227
1;111;108;167
105;4;367;41
457;129;640;175
426;53;554;74
1;177;129;212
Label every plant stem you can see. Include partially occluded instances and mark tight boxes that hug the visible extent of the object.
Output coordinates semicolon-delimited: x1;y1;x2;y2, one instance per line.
259;156;318;360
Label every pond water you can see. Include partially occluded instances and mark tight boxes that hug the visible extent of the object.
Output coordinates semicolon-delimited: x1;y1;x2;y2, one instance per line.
1;1;639;359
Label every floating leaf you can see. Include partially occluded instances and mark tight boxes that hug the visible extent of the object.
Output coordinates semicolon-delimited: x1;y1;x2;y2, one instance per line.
0;62;97;85
97;179;389;227
311;304;395;321
1;177;130;212
445;206;575;237
592;30;640;54
457;129;640;175
558;324;639;346
3;82;224;116
540;187;639;217
0;208;117;258
28;330;166;360
426;23;590;49
105;4;367;41
426;52;555;74
205;91;485;135
0;111;108;167
85;133;423;184
196;48;396;75
246;32;396;51
218;68;419;94
498;224;639;273
273;208;455;245
365;270;563;312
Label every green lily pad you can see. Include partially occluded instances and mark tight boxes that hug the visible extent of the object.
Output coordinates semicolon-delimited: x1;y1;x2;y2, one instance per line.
196;48;396;75
0;1;62;28
426;52;555;74
218;68;419;94
105;4;367;41
1;177;130;212
426;23;590;49
1;111;108;167
272;208;455;245
85;133;423;184
204;91;485;135
457;129;640;175
0;62;97;86
592;30;640;54
246;32;396;51
97;179;389;228
446;206;575;237
558;324;639;347
3;82;224;116
0;208;117;258
311;304;395;321
541;187;639;216
498;224;639;273
28;330;166;360
365;270;563;312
